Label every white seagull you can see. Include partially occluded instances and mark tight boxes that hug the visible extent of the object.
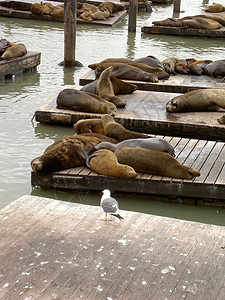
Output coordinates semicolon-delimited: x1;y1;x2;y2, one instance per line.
100;189;123;221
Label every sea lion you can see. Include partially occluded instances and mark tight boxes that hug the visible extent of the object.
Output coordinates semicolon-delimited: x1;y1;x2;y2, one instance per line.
189;60;213;75
98;2;125;16
133;55;165;69
205;3;225;13
101;114;149;141
152;18;183;27
1;42;27;60
175;62;189;75
204;60;225;77
50;7;64;18
87;149;137;178
31;134;116;174
180;16;222;30
94;63;159;83
115;147;200;180
96;66;126;108
81;77;137;95
95;137;175;156
162;57;179;74
88;58;132;69
30;2;55;15
73;118;105;135
166;89;225;113
56;89;117;116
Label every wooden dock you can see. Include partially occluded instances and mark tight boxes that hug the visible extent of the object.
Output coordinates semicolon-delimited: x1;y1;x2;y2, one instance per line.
34;88;225;141
0;195;224;299
31;134;225;202
79;69;225;93
0;51;41;80
0;0;127;26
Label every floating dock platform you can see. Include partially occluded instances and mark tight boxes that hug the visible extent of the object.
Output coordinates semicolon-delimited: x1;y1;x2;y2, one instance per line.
0;51;41;80
0;195;224;299
79;70;225;93
31;135;225;202
34;88;225;141
0;0;127;26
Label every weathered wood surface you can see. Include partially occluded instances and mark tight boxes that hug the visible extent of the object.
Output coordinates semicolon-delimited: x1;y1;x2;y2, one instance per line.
79;69;225;93
0;195;224;299
0;1;127;26
34;87;225;141
0;51;41;80
31;135;225;201
141;23;225;38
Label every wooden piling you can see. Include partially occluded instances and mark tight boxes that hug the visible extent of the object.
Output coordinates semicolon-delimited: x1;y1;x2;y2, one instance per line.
64;0;76;67
128;0;138;32
173;0;181;13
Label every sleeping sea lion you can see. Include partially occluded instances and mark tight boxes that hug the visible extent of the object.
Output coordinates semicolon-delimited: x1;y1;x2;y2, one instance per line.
95;63;159;83
95;137;175;156
88;58;132;69
162;57;179;75
56;89;117;116
73;118;105;135
96;66;126;108
180;16;222;30
101;114;149;141
30;2;55;15
87;149;137;178
189;60;213;75
175;62;189;75
133;55;164;69
31;134;116;174
204;60;225;77
81;77;137;95
98;2;125;16
1;42;27;60
50;7;64;18
152;18;183;27
115;147;200;180
205;3;225;13
166;89;225;113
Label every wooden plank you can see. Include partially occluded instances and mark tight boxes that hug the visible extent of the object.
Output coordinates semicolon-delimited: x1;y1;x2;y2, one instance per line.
205;144;225;184
141;23;225;38
0;4;127;26
0;51;41;80
79;69;225;93
0;195;224;299
34;89;225;141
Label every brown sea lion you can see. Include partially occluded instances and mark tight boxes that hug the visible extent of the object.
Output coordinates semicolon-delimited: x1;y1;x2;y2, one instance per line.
73;119;105;135
95;137;175;156
31;134;116;174
80;77;137;95
101;114;149;141
98;2;125;16
205;3;225;13
189;60;213;75
30;2;54;15
56;89;117;116
133;55;164;69
96;66;126;108
88;58;132;69
166;89;225;113
152;18;183;27
162;57;179;74
1;42;27;60
175;62;189;75
115;147;200;180
50;7;64;18
87;149;137;178
94;63;159;83
180;16;222;30
204;60;225;77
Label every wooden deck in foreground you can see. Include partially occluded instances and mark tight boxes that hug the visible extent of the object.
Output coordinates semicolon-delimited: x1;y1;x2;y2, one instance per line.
0;1;127;26
34;88;225;141
0;195;224;299
32;134;225;202
0;51;41;80
79;69;225;93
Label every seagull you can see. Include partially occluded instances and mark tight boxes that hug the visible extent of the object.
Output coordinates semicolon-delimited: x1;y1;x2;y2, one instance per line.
100;189;123;221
